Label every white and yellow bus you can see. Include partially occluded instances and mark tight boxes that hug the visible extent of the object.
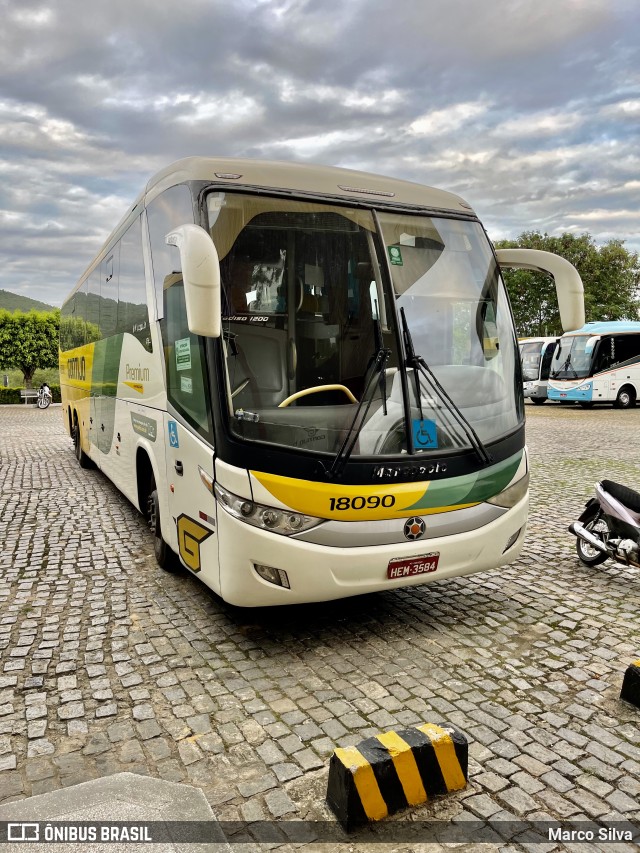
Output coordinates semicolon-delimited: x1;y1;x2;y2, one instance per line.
59;158;584;606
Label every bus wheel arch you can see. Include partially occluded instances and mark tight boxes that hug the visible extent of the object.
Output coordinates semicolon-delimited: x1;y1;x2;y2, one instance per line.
614;385;636;409
136;449;177;571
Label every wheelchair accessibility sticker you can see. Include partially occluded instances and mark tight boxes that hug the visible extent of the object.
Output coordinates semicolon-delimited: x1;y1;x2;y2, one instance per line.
413;418;437;449
168;420;179;448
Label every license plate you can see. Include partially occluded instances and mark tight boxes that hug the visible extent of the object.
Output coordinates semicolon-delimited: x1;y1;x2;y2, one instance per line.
560;393;567;398
387;553;439;579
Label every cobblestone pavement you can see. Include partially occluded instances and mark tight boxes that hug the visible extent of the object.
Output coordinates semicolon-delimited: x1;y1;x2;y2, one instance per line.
0;402;639;851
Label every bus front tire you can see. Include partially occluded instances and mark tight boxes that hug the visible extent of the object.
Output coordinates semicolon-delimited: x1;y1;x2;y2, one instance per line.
579;401;594;409
147;482;177;572
614;386;636;409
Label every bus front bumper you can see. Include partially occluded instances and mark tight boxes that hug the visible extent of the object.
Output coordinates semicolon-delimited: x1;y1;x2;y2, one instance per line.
523;381;546;399
216;495;529;607
547;382;593;402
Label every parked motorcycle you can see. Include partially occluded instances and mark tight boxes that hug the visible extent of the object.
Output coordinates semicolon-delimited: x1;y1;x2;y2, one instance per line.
37;383;52;409
570;480;640;568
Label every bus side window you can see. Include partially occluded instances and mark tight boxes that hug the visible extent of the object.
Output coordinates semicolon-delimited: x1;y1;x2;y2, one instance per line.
611;334;640;367
147;185;195;322
118;217;151;352
163;281;213;440
99;248;119;340
61;292;86;350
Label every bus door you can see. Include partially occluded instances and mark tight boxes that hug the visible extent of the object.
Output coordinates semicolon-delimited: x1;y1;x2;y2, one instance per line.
162;282;220;589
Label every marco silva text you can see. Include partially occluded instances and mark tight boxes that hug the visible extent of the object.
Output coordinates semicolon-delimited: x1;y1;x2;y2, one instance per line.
549;827;636;843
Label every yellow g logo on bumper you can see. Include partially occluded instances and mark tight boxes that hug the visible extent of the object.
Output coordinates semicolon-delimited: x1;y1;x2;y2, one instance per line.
176;515;213;573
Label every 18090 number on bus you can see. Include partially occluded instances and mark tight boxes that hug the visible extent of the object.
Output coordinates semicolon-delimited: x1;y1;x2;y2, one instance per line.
328;495;395;511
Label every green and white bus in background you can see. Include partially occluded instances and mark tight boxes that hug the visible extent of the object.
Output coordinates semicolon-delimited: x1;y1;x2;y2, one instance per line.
519;337;559;405
59;158;584;606
548;321;640;409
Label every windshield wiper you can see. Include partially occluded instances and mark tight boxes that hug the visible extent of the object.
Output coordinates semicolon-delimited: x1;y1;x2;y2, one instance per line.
400;308;492;466
551;353;577;379
323;331;391;479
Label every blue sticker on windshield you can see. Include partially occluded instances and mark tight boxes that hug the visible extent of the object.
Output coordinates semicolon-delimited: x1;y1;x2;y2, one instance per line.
413;418;437;449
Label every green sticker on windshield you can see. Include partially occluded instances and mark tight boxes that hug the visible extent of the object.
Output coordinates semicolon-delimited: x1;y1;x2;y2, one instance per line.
388;246;403;266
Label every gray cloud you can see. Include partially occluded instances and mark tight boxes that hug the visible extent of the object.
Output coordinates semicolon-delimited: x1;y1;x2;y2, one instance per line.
0;0;638;304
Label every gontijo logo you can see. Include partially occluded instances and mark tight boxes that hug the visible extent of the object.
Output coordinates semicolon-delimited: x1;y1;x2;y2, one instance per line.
67;356;86;381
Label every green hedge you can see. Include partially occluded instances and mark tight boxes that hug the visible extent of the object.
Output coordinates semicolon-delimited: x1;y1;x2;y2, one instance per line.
0;385;61;404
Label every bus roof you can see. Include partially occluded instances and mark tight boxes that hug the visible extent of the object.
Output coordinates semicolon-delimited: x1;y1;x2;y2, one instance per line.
143;157;475;214
560;321;640;337
65;157;477;304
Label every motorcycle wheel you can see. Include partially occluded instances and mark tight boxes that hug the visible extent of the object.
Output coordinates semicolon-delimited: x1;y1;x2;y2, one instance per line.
576;514;610;566
38;394;51;409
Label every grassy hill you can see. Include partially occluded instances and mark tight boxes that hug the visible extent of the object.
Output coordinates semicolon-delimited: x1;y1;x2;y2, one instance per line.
0;289;55;313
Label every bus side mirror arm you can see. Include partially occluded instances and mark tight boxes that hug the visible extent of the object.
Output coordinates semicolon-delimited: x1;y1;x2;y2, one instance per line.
495;248;585;332
166;225;222;338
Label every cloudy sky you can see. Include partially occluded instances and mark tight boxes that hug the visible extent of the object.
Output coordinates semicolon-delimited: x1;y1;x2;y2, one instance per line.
1;0;639;306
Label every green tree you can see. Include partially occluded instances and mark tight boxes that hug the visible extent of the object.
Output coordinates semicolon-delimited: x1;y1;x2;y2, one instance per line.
0;309;60;388
495;232;640;337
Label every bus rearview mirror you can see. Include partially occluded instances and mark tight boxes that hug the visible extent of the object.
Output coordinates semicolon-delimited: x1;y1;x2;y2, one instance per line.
166;224;221;338
495;248;585;333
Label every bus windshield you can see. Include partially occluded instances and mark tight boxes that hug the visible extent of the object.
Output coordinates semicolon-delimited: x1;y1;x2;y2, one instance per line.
519;341;544;381
552;335;594;379
208;193;520;458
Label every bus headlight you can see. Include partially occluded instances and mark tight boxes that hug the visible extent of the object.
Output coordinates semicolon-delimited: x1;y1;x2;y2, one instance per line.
486;472;529;509
214;483;324;536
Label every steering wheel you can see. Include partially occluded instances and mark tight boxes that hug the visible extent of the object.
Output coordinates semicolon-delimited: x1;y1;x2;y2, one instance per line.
278;384;357;408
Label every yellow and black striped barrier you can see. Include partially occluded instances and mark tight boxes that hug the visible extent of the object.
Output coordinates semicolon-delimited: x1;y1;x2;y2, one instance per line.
620;660;640;709
326;722;468;831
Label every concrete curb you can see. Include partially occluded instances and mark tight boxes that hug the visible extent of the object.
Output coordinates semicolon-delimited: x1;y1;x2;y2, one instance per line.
326;722;468;832
0;772;231;852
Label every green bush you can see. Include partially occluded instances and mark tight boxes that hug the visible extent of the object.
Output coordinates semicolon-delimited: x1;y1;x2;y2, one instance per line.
0;387;21;404
0;384;61;404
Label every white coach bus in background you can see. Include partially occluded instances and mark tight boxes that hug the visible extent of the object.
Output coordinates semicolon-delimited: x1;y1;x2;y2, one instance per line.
519;336;559;405
59;158;584;606
548;321;640;409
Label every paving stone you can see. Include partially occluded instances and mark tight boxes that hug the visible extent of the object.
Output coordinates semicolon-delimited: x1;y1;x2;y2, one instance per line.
119;739;146;764
67;720;88;736
264;788;298;817
27;720;47;739
136;719;162;740
26;739;55;758
57;701;85;720
83;733;112;755
132;703;155;721
0;754;17;771
497;786;540;816
144;737;172;761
